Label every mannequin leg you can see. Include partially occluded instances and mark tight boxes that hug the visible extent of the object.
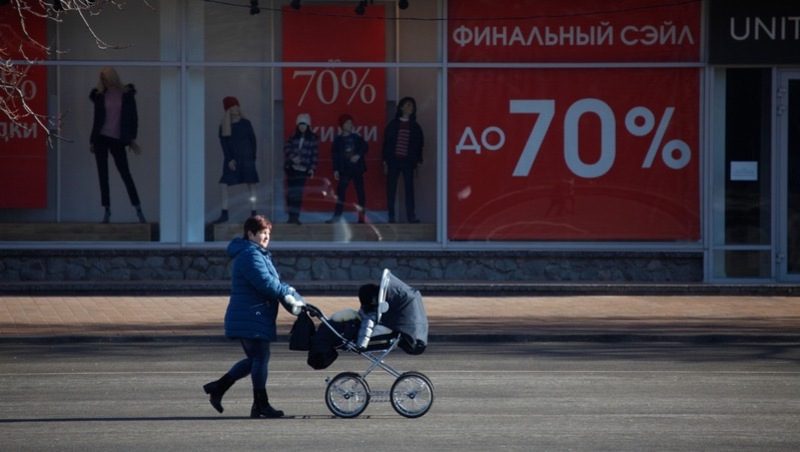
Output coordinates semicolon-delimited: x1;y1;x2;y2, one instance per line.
94;139;111;210
213;185;229;224
386;165;399;223
354;173;366;223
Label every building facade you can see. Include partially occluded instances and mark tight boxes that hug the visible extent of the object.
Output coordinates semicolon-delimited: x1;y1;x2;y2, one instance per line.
1;0;799;286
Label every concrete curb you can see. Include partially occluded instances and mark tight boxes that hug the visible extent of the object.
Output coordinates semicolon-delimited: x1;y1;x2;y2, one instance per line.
3;280;800;296
2;332;799;345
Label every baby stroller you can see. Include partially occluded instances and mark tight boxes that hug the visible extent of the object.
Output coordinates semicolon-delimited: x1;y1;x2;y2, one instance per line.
300;269;434;418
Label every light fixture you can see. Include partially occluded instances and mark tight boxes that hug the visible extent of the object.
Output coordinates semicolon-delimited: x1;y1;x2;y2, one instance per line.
355;0;366;16
249;0;260;15
399;0;409;10
290;0;301;10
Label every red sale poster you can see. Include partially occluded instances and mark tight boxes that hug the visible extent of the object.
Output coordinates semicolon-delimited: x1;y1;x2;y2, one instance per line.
449;0;701;63
0;8;48;208
282;5;386;212
448;68;700;241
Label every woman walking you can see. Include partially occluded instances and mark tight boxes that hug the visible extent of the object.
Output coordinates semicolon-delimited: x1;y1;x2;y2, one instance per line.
203;215;306;418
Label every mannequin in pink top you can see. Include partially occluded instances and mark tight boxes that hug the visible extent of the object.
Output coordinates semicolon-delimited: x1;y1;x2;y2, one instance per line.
89;67;145;224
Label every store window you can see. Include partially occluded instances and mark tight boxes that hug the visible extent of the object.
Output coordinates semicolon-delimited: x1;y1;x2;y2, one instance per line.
204;65;439;243
201;1;440;243
0;65;166;238
202;1;274;62
0;3;169;242
54;0;162;61
712;68;773;278
446;0;701;242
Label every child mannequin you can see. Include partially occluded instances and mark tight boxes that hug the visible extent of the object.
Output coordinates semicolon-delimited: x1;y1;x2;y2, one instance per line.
326;114;368;224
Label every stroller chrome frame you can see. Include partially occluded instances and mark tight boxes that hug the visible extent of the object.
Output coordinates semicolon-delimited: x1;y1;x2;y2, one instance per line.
303;301;434;419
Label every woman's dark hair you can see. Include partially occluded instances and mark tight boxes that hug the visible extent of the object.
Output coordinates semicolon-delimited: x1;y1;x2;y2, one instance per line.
394;96;417;121
358;283;380;310
242;215;272;239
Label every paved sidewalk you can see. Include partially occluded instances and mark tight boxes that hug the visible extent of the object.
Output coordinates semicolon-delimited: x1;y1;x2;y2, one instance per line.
1;295;800;343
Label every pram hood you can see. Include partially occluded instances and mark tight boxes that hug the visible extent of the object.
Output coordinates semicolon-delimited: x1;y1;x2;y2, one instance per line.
377;269;428;348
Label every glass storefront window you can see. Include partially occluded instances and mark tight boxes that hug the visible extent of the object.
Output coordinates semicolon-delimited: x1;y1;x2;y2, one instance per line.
714;250;772;279
1;1;711;250
202;1;439;64
54;0;163;61
722;69;772;247
0;65;167;241
202;0;274;62
204;66;439;243
709;68;773;279
397;0;440;62
785;79;800;274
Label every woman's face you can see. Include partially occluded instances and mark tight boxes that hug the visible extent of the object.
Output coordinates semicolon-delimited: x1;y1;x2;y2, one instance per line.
298;123;308;133
248;228;271;248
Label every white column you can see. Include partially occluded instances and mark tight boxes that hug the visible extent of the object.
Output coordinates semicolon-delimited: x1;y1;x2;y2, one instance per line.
159;0;181;242
184;1;206;242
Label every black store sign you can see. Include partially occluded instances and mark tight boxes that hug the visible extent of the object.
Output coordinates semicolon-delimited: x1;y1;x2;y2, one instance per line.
709;0;800;64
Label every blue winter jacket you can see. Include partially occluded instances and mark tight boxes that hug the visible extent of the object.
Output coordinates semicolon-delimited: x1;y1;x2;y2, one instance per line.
224;238;293;340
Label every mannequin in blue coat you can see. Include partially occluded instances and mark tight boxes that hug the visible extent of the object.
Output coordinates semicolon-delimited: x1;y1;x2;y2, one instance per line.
203;215;305;418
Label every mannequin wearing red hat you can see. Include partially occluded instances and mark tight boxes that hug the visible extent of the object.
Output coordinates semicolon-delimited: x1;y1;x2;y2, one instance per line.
283;113;318;225
213;96;260;224
326;114;368;224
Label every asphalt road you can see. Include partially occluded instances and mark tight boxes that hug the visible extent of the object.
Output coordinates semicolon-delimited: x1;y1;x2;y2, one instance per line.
1;341;799;451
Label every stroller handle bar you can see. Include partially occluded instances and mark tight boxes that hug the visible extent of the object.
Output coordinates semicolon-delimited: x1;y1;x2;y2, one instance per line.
301;303;360;351
302;303;323;319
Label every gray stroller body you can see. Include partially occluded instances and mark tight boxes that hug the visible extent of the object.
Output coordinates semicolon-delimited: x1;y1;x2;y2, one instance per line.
302;269;434;418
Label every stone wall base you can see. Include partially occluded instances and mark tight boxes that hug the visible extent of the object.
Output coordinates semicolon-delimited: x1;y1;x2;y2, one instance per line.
1;249;702;292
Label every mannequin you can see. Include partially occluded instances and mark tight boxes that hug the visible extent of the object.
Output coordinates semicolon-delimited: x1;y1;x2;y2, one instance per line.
382;96;424;223
89;67;145;224
213;97;259;224
326;114;368;224
283;113;318;225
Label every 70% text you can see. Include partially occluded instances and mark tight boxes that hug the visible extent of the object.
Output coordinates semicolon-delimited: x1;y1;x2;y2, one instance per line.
292;69;376;106
455;99;692;179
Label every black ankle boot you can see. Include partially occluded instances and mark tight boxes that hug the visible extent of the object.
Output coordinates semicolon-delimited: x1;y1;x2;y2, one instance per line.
203;373;235;413
251;389;284;418
102;208;111;224
213;209;229;224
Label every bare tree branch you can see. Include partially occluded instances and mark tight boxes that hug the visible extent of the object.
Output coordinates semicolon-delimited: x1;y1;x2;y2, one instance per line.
0;0;153;143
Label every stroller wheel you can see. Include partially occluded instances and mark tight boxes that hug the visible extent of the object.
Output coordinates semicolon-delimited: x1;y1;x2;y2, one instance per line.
390;371;434;418
325;372;370;418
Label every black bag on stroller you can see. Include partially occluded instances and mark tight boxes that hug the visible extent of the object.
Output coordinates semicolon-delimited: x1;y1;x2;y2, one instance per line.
289;311;315;351
307;318;360;370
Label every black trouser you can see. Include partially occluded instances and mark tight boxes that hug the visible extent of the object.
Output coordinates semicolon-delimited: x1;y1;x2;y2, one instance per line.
333;171;366;218
93;135;141;208
386;161;416;222
285;168;308;221
228;338;271;389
